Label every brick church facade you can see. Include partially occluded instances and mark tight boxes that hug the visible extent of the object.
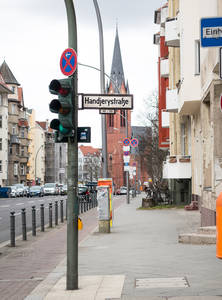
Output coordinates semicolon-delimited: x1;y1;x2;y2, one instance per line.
106;29;148;191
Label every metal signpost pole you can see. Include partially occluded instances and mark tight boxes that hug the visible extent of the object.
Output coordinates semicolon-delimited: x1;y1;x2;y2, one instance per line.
126;112;130;204
64;0;78;290
93;0;108;178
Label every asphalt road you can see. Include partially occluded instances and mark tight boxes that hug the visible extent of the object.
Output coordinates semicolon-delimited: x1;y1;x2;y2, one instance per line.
0;195;67;244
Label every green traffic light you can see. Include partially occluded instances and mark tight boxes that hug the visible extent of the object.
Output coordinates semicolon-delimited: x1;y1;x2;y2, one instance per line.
59;123;70;134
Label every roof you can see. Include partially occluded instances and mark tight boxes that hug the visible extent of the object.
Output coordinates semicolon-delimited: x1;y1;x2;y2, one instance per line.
0;61;20;85
0;73;13;94
79;145;101;157
36;121;53;133
109;28;126;93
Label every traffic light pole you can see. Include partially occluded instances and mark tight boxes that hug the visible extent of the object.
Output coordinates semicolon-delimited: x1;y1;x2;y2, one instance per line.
64;0;78;290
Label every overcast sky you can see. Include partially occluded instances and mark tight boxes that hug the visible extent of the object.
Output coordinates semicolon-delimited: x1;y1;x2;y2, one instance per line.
0;0;165;147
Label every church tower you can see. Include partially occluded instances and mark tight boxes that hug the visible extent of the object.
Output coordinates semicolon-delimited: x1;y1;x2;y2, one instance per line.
106;28;131;190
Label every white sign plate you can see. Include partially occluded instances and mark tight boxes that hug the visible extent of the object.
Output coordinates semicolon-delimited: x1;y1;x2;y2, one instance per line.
99;109;115;114
123;156;130;163
82;94;133;109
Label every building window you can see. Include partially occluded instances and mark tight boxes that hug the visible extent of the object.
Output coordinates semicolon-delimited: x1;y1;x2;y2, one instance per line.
195;40;200;75
0;138;2;151
0;95;2;106
0;160;2;172
59;146;62;168
16;144;19;156
0;115;2;128
20;164;25;175
14;163;18;176
109;115;114;127
120;110;126;127
11;86;15;93
9;144;12;155
21;146;24;157
12;124;16;134
11;103;17;114
20;127;25;138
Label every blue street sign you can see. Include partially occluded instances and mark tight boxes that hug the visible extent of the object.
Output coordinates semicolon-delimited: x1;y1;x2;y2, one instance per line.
201;17;222;47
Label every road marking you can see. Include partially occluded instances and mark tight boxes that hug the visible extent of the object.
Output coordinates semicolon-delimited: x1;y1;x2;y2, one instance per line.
0;217;2;220
16;203;24;206
28;200;35;203
0;205;10;208
38;199;44;202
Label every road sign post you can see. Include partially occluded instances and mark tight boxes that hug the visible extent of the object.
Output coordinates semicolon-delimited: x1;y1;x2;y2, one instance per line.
64;0;78;290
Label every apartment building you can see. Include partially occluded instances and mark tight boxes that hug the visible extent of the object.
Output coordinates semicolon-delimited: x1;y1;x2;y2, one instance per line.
154;0;222;225
0;61;29;185
0;73;12;186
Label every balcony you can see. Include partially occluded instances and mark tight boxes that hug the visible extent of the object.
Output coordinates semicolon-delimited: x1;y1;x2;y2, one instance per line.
165;18;180;47
160;58;169;78
163;155;191;179
10;135;20;144
166;89;178;112
161;110;169;128
161;6;168;25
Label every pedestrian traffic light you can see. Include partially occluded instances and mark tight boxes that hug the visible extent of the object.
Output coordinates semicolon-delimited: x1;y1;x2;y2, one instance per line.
49;78;74;142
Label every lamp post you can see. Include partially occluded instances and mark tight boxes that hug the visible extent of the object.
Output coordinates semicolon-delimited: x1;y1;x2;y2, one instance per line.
93;0;108;178
35;145;43;185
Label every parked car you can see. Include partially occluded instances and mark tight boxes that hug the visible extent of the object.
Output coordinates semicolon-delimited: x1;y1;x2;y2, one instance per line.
43;183;59;195
60;184;67;195
78;186;89;196
8;186;18;198
29;185;44;197
12;184;25;197
119;186;127;195
0;187;13;198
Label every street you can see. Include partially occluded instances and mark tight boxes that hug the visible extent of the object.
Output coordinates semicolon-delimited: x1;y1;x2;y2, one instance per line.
0;195;67;244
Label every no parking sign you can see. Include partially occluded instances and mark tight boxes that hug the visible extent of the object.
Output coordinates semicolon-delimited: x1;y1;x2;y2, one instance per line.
60;48;77;76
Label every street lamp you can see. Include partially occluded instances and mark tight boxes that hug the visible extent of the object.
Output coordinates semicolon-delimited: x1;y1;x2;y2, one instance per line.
35;145;43;185
93;0;108;178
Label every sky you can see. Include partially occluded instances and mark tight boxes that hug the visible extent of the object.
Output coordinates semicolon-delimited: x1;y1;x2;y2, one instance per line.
0;0;166;147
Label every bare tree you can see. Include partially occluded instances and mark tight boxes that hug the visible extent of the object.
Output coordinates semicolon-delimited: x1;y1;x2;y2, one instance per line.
138;91;168;187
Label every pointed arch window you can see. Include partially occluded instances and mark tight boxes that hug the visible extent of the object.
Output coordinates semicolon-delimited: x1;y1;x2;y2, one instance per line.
120;110;126;127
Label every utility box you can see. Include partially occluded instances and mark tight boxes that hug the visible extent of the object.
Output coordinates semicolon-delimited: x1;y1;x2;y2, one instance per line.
97;186;110;233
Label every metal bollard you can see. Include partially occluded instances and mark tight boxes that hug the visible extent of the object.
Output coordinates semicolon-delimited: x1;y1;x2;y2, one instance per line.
55;201;58;226
60;199;64;223
40;204;45;232
49;203;53;228
81;201;83;214
32;206;36;236
21;208;27;241
10;211;15;247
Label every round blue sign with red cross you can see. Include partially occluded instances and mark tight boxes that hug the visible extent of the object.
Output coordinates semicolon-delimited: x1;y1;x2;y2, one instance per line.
60;48;77;76
131;138;139;147
123;138;131;146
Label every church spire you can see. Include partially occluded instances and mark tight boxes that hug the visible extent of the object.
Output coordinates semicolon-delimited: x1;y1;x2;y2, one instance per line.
110;27;125;93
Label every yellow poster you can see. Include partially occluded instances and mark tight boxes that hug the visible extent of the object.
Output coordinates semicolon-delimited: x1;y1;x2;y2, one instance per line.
97;178;113;226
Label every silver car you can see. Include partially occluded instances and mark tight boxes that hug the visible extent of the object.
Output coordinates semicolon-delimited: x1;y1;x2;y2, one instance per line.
43;183;59;195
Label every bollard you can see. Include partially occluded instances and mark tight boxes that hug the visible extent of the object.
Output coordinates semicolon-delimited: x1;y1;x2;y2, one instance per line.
40;204;45;232
60;199;64;223
32;206;36;236
49;203;53;228
21;208;27;241
217;192;222;258
10;211;15;247
55;201;58;226
81;201;83;214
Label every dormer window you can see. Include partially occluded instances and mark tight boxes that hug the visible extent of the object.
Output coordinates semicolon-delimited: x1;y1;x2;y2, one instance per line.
11;86;15;93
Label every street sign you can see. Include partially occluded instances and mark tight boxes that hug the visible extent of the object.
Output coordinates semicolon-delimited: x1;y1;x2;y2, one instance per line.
123;146;130;152
77;127;91;143
201;17;222;47
131;138;139;147
82;94;133;109
123;138;131;146
60;48;77;76
99;109;115;114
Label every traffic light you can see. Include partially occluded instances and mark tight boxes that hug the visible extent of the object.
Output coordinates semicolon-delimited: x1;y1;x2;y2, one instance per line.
49;78;74;142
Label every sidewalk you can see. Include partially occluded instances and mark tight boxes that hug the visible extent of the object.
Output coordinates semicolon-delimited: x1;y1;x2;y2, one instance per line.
24;193;222;300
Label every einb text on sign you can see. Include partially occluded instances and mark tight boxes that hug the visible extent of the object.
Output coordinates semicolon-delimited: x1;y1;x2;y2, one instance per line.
60;48;77;76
